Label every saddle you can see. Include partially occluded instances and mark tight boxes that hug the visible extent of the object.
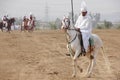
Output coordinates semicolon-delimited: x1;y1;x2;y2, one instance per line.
77;32;95;56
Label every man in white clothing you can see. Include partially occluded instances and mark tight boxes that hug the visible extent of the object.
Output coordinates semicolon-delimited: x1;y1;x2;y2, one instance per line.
2;15;9;27
75;6;92;54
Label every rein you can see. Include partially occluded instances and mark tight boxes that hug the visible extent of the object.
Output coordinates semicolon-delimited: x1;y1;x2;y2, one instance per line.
66;32;77;44
65;29;78;57
62;18;79;57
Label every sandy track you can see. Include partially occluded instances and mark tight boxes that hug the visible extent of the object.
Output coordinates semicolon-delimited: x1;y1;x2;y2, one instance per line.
0;29;120;80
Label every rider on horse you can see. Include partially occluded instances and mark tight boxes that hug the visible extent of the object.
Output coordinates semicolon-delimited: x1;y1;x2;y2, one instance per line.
2;14;9;27
29;13;34;26
21;13;35;31
75;1;94;55
28;13;35;28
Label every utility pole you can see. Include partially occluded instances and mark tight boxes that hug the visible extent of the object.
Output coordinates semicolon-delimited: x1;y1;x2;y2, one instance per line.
45;2;49;22
71;0;74;25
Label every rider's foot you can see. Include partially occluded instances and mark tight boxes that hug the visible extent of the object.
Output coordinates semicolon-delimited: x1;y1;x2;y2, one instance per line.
66;53;71;56
78;48;86;57
81;47;86;56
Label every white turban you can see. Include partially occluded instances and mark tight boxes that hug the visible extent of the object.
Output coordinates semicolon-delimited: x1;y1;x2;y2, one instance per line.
80;0;87;12
29;12;32;16
63;14;69;20
63;16;66;20
81;7;87;12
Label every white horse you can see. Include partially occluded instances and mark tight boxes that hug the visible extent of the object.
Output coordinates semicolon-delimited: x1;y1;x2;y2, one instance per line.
61;17;106;78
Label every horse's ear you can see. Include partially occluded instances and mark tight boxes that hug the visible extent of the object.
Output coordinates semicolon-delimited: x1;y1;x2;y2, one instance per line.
63;16;66;20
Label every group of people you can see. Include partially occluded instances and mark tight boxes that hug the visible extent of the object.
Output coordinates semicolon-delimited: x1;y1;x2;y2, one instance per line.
0;12;36;32
21;13;35;31
1;0;93;54
22;13;35;26
0;14;15;32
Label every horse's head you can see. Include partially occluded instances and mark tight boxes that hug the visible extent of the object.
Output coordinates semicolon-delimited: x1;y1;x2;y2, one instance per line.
61;17;70;30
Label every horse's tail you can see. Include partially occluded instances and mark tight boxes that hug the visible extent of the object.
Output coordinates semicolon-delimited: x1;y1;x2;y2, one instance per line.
101;46;111;73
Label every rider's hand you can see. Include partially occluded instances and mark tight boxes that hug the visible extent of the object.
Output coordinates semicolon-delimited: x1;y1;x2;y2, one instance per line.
75;28;80;32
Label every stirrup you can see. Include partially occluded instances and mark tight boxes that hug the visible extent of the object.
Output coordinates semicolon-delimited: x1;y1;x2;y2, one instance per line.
79;48;86;57
82;50;86;56
78;51;86;57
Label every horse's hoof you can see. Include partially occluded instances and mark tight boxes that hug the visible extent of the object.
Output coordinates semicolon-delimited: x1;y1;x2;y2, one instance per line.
77;66;83;73
86;74;91;78
87;75;91;78
83;73;91;78
66;54;70;56
72;74;76;78
83;54;86;56
80;69;83;73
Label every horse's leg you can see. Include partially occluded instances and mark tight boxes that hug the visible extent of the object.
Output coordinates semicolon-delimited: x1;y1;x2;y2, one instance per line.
7;23;11;33
72;58;77;77
74;53;83;73
86;49;98;77
24;26;26;32
67;44;74;58
8;26;11;33
31;26;33;31
2;28;3;32
23;26;25;32
21;26;23;32
24;26;26;31
28;26;31;32
86;56;95;78
1;27;3;32
67;45;77;77
76;61;83;73
72;50;81;77
7;26;9;32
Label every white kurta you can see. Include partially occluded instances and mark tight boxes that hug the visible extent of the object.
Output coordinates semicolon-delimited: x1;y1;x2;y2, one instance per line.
75;14;92;51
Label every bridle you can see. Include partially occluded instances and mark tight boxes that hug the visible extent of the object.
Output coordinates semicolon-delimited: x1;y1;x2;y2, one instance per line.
66;33;77;44
62;17;80;57
62;18;70;29
62;18;78;44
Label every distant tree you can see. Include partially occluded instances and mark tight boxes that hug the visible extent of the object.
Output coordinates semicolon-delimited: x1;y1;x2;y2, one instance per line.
35;20;41;27
49;22;57;30
117;25;120;29
55;18;61;29
14;17;22;25
96;24;103;29
89;13;101;28
104;20;113;29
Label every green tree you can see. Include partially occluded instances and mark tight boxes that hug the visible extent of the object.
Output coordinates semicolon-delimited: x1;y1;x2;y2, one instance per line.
104;20;113;29
49;22;57;30
96;24;103;29
55;18;61;29
117;25;120;29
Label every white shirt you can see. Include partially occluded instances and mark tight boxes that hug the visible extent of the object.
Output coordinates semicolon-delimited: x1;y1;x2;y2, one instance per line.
75;14;92;34
75;14;93;51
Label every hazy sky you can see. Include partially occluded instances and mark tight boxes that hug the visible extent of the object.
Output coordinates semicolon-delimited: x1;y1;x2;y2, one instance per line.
0;0;120;22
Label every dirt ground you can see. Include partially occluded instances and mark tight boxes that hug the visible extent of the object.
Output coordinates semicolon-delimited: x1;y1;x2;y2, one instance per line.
0;29;120;80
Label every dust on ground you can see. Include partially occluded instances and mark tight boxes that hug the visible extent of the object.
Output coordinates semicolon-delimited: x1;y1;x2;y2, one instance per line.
0;29;120;80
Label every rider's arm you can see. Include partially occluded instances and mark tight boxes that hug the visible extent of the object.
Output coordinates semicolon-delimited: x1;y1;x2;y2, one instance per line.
79;19;92;30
